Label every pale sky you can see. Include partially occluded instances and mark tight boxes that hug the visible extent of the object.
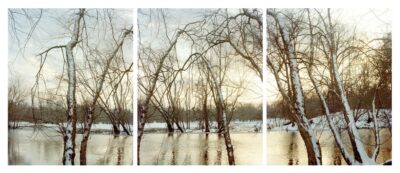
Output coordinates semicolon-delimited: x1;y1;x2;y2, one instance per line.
265;8;391;104
9;9;133;104
138;9;263;106
9;9;388;106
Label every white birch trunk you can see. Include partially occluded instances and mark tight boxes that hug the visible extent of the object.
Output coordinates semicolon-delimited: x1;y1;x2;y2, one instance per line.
63;9;84;165
305;10;354;164
371;94;380;161
331;53;374;164
307;68;355;164
201;56;235;165
267;9;322;165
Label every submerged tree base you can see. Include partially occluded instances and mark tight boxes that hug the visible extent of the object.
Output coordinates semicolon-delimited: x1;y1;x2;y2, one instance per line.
139;133;262;165
267;129;392;165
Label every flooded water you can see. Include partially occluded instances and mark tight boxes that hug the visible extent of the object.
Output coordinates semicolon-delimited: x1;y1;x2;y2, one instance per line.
140;133;262;165
267;129;392;165
8;128;133;165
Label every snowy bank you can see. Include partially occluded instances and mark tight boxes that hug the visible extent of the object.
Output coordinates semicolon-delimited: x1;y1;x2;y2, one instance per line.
144;120;262;133
9;121;133;134
267;109;391;131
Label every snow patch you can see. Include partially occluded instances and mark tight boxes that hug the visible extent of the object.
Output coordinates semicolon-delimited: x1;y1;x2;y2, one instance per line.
144;120;262;133
267;109;391;131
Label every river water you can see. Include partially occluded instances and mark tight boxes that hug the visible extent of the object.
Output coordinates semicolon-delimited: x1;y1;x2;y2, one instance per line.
267;129;391;165
9;128;132;165
140;133;262;165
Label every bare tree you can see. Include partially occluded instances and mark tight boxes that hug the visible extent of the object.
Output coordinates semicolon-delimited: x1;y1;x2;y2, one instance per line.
8;78;27;129
303;9;354;164
98;62;133;136
203;9;263;79
315;9;375;164
137;23;184;165
267;9;322;165
268;8;391;165
9;8;133;165
201;56;236;165
77;24;132;165
138;9;261;165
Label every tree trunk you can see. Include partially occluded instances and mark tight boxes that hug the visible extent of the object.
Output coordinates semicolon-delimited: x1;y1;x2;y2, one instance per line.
267;10;322;165
79;26;132;165
296;125;321;165
120;123;132;135
371;93;380;161
203;96;210;133
326;10;371;162
202;56;235;165
80;106;94;165
216;106;223;133
330;53;370;163
305;9;354;164
317;9;373;164
112;123;121;136
307;66;354;164
174;121;184;133
137;103;145;165
288;42;322;165
167;121;174;133
62;8;84;165
138;34;181;165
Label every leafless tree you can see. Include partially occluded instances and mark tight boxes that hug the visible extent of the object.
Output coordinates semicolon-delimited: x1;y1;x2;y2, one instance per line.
21;8;87;165
76;22;132;164
267;8;391;165
10;8;133;165
138;9;261;165
137;11;188;164
8;77;28;129
267;9;322;165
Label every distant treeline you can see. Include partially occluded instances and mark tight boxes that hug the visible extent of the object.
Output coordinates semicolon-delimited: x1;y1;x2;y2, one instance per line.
268;85;391;119
8;103;133;125
147;103;262;122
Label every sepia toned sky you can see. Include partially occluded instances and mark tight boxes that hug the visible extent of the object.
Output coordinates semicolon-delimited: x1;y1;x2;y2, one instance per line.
265;8;391;103
9;8;389;105
138;9;263;106
8;8;133;104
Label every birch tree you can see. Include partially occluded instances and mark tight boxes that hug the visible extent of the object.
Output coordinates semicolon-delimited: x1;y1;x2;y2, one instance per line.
63;8;84;165
315;9;375;164
201;56;236;165
267;9;322;165
11;8;133;165
268;8;391;165
303;9;354;164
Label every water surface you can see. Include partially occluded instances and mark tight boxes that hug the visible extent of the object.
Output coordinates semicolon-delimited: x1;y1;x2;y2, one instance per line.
140;133;262;165
267;129;391;165
9;128;133;165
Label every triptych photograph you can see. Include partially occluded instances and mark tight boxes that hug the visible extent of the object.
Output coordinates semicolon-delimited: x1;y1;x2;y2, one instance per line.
7;7;392;167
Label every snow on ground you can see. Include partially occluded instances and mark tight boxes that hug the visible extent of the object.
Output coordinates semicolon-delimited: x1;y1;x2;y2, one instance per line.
10;121;133;133
267;109;391;131
144;120;262;133
11;120;262;133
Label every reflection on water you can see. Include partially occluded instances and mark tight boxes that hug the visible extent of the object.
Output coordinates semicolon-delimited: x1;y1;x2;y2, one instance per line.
267;129;392;165
8;128;132;165
140;133;262;165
